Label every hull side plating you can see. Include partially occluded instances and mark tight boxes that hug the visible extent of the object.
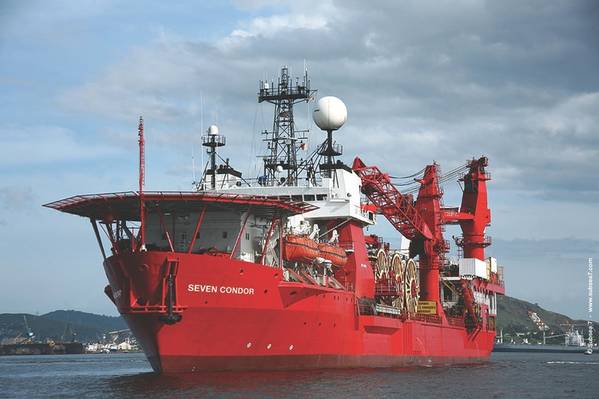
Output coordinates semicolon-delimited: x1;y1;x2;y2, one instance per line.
106;252;495;373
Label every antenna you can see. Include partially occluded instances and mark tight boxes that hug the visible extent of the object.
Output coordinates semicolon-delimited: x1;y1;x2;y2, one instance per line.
202;125;226;190
192;143;196;183
200;92;204;184
138;116;146;251
313;96;347;177
258;65;316;186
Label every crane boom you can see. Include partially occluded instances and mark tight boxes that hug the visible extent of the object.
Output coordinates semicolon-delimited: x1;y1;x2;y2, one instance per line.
352;157;433;240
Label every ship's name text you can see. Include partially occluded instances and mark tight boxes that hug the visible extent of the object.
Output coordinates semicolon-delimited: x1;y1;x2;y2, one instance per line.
187;284;255;295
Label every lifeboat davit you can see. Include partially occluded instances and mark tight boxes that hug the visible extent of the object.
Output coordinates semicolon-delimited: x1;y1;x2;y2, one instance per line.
317;243;348;267
282;235;319;263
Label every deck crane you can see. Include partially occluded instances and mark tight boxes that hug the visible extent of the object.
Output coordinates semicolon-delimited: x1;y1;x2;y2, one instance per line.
352;156;493;320
352;158;446;305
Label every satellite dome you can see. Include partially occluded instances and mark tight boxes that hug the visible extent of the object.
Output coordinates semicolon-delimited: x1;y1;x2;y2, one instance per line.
313;96;347;131
207;125;219;135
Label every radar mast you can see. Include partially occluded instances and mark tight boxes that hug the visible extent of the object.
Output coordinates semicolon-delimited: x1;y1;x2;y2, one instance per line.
258;66;316;186
201;125;226;190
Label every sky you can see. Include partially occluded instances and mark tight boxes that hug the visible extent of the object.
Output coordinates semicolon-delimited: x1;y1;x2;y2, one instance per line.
0;0;597;319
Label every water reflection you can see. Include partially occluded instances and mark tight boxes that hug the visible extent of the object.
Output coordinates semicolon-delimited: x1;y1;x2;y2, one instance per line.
106;367;448;399
5;353;596;398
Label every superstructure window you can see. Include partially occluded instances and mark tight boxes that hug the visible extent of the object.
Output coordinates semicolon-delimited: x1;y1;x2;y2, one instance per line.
291;195;302;202
316;194;328;201
303;194;315;201
222;231;228;239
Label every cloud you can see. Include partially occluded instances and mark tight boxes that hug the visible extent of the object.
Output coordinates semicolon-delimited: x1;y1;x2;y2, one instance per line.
0;186;34;210
0;0;115;42
56;0;599;197
55;0;599;227
224;13;328;42
0;125;123;166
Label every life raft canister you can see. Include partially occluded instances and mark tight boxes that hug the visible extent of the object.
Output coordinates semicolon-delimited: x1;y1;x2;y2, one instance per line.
317;242;348;267
282;234;319;263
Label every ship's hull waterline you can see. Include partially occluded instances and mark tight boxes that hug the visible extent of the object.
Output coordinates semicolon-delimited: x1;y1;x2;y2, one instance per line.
105;251;494;373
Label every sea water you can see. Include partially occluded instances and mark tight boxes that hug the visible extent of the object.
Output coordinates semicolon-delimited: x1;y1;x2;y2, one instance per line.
0;352;598;398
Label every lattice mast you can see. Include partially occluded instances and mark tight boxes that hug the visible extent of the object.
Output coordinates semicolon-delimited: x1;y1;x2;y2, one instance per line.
259;66;315;186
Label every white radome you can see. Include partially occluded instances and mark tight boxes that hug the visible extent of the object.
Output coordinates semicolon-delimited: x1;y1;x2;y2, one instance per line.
313;96;347;131
207;125;219;135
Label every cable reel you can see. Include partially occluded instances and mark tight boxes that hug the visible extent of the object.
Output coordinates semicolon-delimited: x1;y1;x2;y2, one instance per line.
374;248;388;280
390;253;405;310
404;258;420;314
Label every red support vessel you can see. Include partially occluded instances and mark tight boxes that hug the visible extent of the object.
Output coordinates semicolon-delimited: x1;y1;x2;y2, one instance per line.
45;67;504;372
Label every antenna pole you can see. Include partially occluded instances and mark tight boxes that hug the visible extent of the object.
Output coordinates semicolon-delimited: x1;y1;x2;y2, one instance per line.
200;92;204;184
191;130;196;183
201;126;226;190
138;116;146;251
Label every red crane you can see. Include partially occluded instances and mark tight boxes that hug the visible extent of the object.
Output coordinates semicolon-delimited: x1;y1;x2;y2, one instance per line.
442;157;491;261
351;158;432;241
352;158;443;304
352;156;492;309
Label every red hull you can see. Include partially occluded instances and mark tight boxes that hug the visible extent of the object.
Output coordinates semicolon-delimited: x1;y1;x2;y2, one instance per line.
105;251;495;373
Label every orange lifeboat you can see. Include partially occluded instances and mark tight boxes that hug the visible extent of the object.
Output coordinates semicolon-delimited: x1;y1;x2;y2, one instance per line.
282;235;319;263
317;243;348;267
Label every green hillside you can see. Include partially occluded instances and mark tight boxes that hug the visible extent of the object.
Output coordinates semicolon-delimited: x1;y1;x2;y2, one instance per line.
497;295;597;344
42;310;125;332
0;311;125;343
498;295;574;333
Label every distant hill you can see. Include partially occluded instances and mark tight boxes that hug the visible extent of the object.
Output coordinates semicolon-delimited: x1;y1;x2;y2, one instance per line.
42;310;125;332
0;311;125;343
496;295;597;344
497;295;590;332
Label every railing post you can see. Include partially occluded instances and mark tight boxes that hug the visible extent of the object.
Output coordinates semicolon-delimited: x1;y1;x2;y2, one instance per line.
187;206;207;253
278;216;284;267
230;210;252;259
159;211;174;252
90;218;107;260
258;217;278;265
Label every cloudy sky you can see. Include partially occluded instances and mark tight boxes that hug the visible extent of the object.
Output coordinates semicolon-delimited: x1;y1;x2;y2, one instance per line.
1;0;597;318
